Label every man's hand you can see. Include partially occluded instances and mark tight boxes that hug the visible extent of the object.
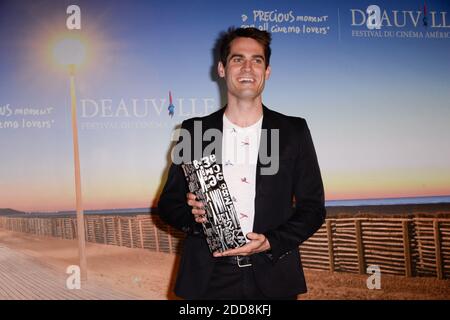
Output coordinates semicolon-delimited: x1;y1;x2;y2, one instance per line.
186;192;206;223
213;232;271;257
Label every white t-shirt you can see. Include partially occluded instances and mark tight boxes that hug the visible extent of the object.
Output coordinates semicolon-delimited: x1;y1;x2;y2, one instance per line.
221;113;263;241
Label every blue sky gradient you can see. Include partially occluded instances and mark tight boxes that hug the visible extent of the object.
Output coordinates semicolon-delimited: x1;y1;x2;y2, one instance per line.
1;0;449;211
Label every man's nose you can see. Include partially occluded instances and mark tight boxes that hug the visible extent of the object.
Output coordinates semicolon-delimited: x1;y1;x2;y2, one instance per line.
242;60;252;71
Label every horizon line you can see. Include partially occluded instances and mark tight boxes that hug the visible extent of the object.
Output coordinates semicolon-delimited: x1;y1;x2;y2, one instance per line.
2;194;450;214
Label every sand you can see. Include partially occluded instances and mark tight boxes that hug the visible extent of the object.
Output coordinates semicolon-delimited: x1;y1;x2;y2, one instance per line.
0;229;449;300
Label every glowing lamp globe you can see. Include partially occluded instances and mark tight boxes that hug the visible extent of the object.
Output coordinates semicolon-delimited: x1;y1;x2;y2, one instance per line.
53;38;86;66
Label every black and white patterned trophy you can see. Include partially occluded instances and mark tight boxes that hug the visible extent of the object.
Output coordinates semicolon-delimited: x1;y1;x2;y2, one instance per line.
182;154;247;253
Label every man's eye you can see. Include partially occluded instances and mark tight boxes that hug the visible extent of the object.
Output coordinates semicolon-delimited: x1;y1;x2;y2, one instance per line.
254;58;263;64
233;57;242;63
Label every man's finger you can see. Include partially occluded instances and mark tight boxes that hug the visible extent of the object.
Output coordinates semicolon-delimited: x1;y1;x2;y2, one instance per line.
194;214;207;223
186;193;197;200
246;232;263;241
195;201;204;208
187;200;204;208
213;244;252;257
192;208;206;215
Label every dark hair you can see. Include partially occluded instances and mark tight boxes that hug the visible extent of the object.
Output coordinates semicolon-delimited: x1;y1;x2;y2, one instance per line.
218;27;272;69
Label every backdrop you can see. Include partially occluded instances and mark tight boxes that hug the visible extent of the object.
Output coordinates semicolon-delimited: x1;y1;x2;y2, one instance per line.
1;0;449;214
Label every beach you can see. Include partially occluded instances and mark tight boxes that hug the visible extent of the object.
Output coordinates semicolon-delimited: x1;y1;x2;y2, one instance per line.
0;228;449;300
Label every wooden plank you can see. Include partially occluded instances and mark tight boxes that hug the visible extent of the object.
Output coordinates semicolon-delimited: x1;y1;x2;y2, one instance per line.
139;220;144;249
363;243;404;251
402;220;412;277
355;220;365;274
364;253;406;263
128;219;134;248
433;220;443;279
326;219;335;272
167;225;173;254
113;218;118;245
84;218;88;242
361;235;404;242
118;218;123;246
362;230;403;236
102;217;107;244
154;224;160;252
91;218;96;243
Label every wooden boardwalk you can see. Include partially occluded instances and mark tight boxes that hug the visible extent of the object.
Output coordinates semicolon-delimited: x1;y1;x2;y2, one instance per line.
0;245;140;300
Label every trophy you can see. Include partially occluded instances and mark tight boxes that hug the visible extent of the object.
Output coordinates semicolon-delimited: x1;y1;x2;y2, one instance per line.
181;154;246;253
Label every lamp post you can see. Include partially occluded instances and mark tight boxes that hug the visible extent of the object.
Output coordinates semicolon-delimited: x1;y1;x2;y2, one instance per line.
53;38;87;281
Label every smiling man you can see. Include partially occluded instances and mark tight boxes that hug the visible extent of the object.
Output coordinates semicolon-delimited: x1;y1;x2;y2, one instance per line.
158;27;326;300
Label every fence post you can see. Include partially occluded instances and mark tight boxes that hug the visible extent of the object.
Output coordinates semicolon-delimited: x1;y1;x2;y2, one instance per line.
118;218;123;247
64;219;66;238
62;218;66;239
91;218;97;243
355;220;365;274
433;220;443;279
112;218;118;245
402;220;412;277
167;225;173;254
84;218;88;242
129;219;134;248
102;217;107;244
326;219;335;272
139;220;144;249
154;223;160;252
69;218;73;239
64;218;68;239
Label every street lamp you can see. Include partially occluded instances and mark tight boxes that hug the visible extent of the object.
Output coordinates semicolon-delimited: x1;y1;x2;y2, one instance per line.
53;37;88;281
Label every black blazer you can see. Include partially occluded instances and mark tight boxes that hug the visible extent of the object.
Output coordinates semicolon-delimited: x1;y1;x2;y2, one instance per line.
158;105;326;299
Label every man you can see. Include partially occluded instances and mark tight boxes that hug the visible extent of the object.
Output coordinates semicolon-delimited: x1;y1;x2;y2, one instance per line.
158;27;326;299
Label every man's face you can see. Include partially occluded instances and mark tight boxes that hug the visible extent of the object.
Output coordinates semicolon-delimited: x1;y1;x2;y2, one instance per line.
218;37;271;101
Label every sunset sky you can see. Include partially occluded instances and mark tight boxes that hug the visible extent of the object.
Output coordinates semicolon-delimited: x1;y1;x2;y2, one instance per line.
1;0;449;212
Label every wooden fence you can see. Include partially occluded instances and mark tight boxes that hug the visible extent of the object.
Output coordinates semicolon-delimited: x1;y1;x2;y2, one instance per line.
299;217;450;279
0;215;185;255
1;215;449;279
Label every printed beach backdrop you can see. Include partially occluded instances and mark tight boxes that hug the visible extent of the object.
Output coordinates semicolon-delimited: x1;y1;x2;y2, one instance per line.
1;0;450;300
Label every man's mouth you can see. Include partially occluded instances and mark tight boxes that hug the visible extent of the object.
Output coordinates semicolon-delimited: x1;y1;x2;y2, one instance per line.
237;77;255;83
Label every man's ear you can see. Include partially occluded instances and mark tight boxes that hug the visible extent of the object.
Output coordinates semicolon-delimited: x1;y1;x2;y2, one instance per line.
217;61;225;78
265;65;271;80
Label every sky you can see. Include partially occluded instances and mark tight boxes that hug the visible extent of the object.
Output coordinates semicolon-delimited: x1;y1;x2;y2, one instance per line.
1;0;449;211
